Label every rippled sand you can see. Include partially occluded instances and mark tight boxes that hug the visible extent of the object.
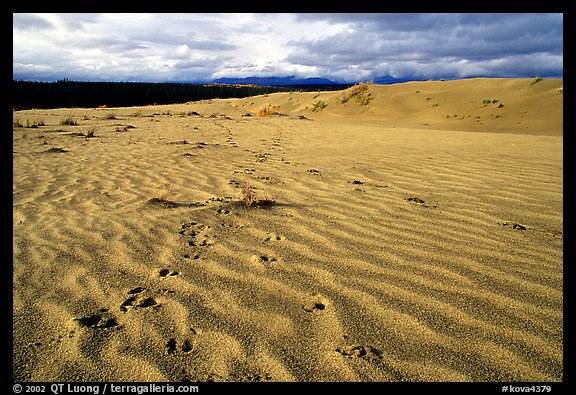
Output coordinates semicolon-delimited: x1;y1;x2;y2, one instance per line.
13;78;563;381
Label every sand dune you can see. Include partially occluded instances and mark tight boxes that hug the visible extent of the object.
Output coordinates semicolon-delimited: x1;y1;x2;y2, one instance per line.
13;78;562;382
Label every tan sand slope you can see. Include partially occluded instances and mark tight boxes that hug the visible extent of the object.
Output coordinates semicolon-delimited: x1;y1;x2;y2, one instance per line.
13;78;562;382
236;77;562;135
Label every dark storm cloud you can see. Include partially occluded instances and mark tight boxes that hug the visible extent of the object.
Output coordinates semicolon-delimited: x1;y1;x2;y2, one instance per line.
287;13;563;80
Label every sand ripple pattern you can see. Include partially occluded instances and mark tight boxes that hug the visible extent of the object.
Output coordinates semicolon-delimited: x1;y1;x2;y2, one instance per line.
13;89;562;381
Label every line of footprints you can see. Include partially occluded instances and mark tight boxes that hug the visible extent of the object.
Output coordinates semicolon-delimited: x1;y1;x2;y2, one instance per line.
69;219;385;368
180;221;216;261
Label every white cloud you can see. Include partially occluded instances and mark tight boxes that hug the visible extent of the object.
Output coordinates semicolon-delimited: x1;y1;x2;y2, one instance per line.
13;13;563;82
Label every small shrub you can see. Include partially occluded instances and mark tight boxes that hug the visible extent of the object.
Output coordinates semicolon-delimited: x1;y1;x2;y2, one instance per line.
341;82;372;105
358;94;372;106
530;77;543;86
241;184;276;208
85;128;96;138
105;112;117;120
13;118;23;127
25;119;45;128
242;184;255;207
60;116;77;126
150;185;172;204
312;100;327;112
482;98;500;106
256;106;276;117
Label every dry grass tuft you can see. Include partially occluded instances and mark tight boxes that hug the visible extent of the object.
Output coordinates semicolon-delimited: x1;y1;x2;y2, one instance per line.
85;128;96;138
147;185;178;208
341;82;373;105
242;184;276;208
242;184;256;207
256;106;277;117
152;185;171;201
60;116;78;126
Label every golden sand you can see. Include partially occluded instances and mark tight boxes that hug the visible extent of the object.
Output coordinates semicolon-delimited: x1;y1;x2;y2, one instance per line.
13;78;563;381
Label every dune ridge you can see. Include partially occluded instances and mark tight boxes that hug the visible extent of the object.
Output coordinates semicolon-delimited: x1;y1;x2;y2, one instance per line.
13;78;562;382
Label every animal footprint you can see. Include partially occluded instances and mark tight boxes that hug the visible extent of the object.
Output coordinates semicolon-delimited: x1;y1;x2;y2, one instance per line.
166;338;177;354
166;338;194;354
258;255;277;263
250;254;279;267
216;207;230;215
183;253;200;260
264;233;286;242
120;287;159;312
336;344;383;363
498;221;527;231
159;268;180;277
405;196;436;208
180;222;216;247
137;297;158;308
27;330;77;350
75;309;120;329
302;294;328;314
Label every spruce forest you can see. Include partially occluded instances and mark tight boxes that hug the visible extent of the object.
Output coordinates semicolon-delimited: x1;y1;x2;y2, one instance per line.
12;80;287;110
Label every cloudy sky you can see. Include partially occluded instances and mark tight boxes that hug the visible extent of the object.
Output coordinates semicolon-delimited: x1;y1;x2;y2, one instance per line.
13;13;563;83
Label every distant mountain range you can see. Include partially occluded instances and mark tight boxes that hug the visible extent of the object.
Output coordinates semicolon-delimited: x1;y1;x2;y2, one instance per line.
210;75;425;86
210;76;340;86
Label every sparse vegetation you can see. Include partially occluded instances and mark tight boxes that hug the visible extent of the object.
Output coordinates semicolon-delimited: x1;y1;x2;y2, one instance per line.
241;184;276;208
481;98;505;109
256;106;277;117
153;186;170;201
531;77;543;86
60;116;78;126
146;185;178;207
14;118;45;128
312;100;327;112
105;112;117;120
341;82;373;105
242;184;256;207
26;119;45;128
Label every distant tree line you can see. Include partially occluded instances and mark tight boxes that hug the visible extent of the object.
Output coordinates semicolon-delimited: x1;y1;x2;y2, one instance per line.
12;79;295;110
